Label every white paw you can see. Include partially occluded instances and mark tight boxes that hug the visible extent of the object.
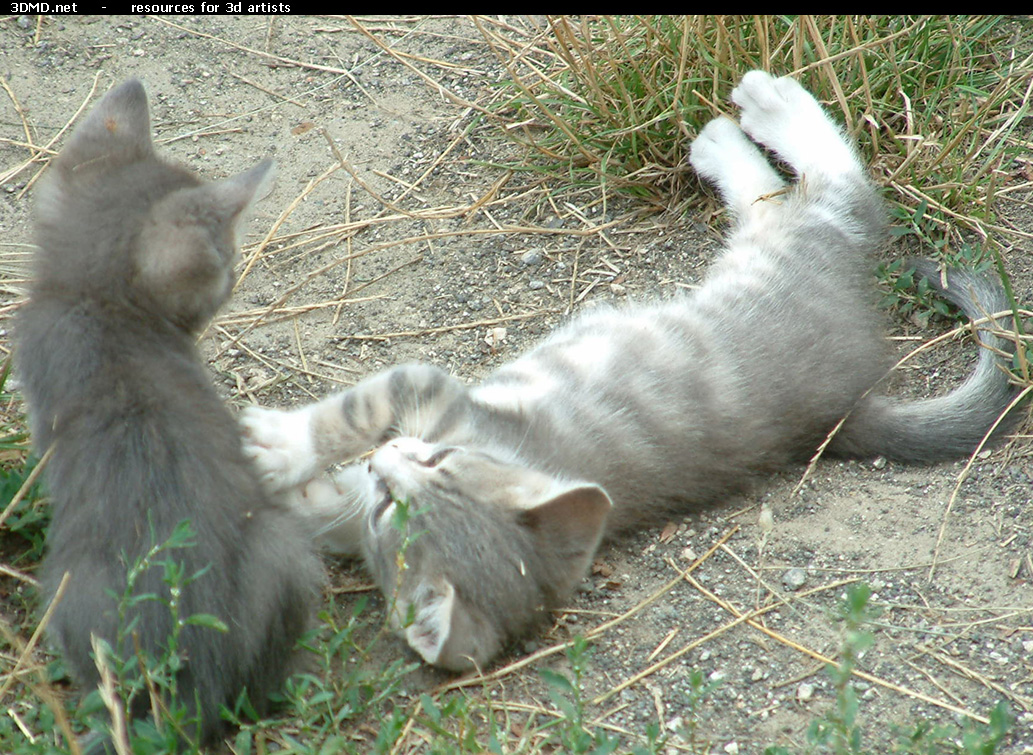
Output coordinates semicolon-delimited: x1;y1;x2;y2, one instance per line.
689;117;747;184
690;116;785;214
732;70;855;177
732;71;819;141
239;405;319;493
284;472;367;557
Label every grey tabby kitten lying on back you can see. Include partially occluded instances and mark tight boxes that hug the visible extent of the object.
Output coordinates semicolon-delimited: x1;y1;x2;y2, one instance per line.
16;80;322;749
242;72;1017;673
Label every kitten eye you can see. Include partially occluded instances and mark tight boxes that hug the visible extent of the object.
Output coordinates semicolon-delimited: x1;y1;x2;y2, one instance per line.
419;447;454;468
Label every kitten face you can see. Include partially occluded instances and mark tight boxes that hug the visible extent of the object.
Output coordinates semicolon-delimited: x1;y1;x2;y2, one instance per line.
352;438;610;672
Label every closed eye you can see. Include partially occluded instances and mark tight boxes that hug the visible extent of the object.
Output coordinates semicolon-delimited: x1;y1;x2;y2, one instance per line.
370;470;394;520
419;447;455;468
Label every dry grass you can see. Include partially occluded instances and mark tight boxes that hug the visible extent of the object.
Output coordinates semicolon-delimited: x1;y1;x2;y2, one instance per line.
0;14;1030;755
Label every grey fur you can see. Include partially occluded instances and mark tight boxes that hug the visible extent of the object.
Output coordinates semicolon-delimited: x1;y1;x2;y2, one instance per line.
16;80;322;747
242;72;1018;673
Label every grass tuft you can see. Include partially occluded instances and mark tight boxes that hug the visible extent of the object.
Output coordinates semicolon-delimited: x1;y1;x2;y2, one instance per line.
481;15;1032;229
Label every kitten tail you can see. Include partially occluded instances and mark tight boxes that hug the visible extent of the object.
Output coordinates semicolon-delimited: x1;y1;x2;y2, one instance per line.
832;260;1021;462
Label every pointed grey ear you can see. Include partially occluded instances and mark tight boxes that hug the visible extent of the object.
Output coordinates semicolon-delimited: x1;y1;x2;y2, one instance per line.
61;79;154;169
402;576;458;667
518;484;612;598
401;575;499;672
201;158;275;224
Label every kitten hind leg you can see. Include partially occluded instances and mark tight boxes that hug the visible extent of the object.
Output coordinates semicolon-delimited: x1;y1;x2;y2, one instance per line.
689;117;785;219
732;71;861;181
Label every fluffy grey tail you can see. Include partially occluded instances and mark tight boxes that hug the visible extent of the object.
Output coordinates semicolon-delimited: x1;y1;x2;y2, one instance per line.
830;260;1022;463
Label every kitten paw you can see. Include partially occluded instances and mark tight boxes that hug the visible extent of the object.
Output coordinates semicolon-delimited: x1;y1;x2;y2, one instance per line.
240;405;319;492
284;473;366;557
732;70;857;178
689;117;747;184
690;117;784;212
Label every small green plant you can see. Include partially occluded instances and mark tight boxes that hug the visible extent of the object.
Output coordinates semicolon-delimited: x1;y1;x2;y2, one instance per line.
674;668;723;753
803;584;879;754
248;597;417;754
764;584;1012;755
78;518;230;752
0;458;49;561
876;200;995;328
876;258;959;327
539;636;664;755
0;359;48;561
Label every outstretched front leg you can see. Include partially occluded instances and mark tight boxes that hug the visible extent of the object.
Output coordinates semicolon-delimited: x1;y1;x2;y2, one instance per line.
241;363;471;493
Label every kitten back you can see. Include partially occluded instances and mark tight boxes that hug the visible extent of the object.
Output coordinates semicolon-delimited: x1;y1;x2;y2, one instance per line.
17;78;319;748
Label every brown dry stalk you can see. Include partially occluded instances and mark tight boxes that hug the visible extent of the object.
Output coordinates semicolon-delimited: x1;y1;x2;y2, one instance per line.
0;72;101;194
929;384;1033;580
345;16;491;116
922;647;1033;712
236;162;343;289
665;559;990;724
791;310;1026;500
340;310;557;343
0;610;80;754
0;571;71;698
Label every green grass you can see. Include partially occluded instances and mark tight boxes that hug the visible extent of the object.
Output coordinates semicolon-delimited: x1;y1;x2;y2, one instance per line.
482;16;1031;227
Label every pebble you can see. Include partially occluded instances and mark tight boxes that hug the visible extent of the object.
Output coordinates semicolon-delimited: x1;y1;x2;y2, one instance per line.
520;249;543;266
797;682;815;702
782;567;807;591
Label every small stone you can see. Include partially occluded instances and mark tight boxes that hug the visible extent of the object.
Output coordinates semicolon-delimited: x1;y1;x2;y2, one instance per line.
872;456;887;469
724;742;740;755
520;249;543;266
797;682;815;702
782;567;807;591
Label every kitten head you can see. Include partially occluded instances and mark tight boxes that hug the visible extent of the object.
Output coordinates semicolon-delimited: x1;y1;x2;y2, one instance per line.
358;437;611;672
33;79;273;332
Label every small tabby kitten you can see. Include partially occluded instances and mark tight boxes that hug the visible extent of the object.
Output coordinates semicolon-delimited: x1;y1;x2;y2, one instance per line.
242;72;1017;672
16;80;322;747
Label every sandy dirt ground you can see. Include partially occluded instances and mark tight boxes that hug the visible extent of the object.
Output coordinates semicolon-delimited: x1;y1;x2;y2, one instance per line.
1;15;1032;754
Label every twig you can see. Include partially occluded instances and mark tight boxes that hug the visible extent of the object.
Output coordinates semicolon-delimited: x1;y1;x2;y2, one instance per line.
660;559;990;724
928;384;1033;580
0;444;53;531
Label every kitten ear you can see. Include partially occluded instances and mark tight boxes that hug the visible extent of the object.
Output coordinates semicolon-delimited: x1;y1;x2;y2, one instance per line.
199;158;275;224
402;576;457;666
61;79;155;170
519;484;612;597
402;575;499;672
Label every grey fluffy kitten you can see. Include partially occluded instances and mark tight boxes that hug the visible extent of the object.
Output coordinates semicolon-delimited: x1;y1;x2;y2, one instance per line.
242;72;1017;673
16;80;322;747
